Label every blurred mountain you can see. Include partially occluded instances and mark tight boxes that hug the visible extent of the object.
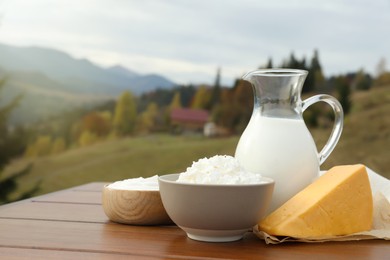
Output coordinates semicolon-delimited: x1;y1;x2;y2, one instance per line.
106;65;139;79
0;43;176;95
0;43;176;125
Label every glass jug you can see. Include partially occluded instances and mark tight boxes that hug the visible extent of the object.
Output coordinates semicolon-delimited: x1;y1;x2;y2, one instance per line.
235;69;343;213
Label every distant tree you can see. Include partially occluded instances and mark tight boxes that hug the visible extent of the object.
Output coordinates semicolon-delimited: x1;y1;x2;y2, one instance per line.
310;49;322;71
303;106;320;128
259;59;269;69
335;76;351;115
178;84;197;107
287;52;299;68
373;72;390;87
233;80;253;132
0;77;39;204
311;49;325;88
281;52;305;69
375;57;387;77
113;91;137;136
209;67;221;108
169;92;182;109
265;57;273;68
234;80;253;107
212;79;253;133
212;88;239;130
82;111;111;137
191;85;211;110
276;49;324;93
304;49;324;93
99;110;113;131
138;85;197;111
137;102;159;133
280;52;316;92
354;69;372;91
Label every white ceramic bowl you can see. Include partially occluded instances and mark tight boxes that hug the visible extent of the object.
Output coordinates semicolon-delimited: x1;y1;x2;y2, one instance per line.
158;174;274;242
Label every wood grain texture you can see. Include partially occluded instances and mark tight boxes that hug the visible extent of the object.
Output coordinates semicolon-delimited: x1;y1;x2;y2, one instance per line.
1;218;389;259
0;202;107;223
102;186;173;225
32;190;102;204
0;182;389;260
0;248;161;260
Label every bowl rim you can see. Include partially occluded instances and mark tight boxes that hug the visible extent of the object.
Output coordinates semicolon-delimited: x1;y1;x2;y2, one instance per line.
103;183;160;192
158;173;274;188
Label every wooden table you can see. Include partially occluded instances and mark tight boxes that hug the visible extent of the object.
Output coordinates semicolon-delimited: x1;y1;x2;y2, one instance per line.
0;182;388;259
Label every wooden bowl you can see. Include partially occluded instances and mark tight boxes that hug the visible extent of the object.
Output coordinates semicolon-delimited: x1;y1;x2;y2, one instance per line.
102;185;173;225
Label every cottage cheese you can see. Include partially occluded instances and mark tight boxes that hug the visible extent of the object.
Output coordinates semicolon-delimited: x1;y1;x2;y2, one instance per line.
107;175;159;190
177;155;265;184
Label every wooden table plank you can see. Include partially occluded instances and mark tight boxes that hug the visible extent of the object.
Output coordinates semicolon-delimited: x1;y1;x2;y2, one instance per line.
0;247;161;260
0;202;107;223
0;184;106;222
1;182;389;259
0;218;389;259
0;219;185;258
32;190;102;205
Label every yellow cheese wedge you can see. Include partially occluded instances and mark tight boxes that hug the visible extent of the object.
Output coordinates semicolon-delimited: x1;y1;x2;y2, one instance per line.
258;164;373;238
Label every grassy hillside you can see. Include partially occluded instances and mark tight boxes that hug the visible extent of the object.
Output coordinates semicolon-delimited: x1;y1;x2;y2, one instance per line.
4;135;238;199
314;85;389;177
2;72;111;125
3;85;389;200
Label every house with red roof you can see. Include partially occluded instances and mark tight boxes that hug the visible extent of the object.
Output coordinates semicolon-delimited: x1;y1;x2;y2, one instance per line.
170;108;209;134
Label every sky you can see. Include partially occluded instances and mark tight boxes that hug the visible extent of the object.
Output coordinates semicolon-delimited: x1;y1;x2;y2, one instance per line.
0;0;389;86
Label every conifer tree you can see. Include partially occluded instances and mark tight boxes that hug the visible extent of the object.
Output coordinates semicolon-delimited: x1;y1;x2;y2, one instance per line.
306;49;324;92
209;67;221;108
266;58;273;68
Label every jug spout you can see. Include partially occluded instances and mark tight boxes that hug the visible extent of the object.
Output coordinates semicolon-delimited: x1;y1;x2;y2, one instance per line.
242;69;308;118
242;69;308;83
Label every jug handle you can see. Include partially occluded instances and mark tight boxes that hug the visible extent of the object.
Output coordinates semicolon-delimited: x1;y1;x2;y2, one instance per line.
302;94;344;165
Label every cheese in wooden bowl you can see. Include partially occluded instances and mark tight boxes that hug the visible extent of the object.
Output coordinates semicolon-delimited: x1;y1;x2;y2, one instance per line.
258;164;373;238
102;176;173;225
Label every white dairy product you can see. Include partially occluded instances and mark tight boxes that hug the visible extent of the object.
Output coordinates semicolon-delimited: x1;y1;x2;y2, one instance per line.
176;155;266;184
235;113;319;213
107;175;159;190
